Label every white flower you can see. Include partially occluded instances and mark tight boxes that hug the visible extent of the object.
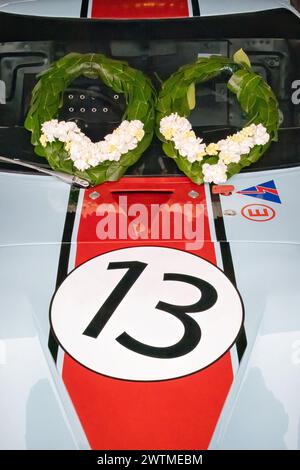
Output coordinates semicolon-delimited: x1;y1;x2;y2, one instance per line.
87;155;101;167
134;128;145;141
42;115;270;174
160;113;191;139
39;134;48;147
54;125;71;142
183;143;206;163
68;130;88;143
128;120;144;131
117;120;144;141
73;159;90;171
124;138;139;151
219;151;241;165
238;137;255;155
65;121;81;133
158;115;270;179
241;124;256;137
41;118;144;170
42;119;84;144
118;120;131;131
105;132;130;155
255;123;268;135
41;119;59;142
174;133;206;163
97;140;121;161
255;133;270;145
112;129;139;151
217;138;241;155
69;141;83;161
253;124;270;145
202;162;228;184
206;143;219;155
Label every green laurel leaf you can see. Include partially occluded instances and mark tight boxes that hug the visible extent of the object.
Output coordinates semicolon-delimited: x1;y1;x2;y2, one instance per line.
187;82;196;110
24;53;156;186
156;54;279;185
233;48;252;69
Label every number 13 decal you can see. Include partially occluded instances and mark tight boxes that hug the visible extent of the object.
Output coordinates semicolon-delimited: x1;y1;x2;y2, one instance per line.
50;247;243;381
83;261;218;359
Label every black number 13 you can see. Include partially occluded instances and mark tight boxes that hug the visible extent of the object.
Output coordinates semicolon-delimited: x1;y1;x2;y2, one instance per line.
83;261;217;359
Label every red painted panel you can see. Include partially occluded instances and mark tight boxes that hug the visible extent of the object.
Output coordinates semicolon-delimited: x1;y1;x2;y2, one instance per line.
91;0;189;19
63;353;232;450
62;177;233;449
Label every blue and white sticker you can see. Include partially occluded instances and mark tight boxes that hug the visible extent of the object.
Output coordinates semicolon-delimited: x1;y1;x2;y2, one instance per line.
237;180;281;204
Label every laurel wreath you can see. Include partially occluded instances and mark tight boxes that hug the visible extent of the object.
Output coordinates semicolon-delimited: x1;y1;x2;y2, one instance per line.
25;53;156;185
156;50;280;184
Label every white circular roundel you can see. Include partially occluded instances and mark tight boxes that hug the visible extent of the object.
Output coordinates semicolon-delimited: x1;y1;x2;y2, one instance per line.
50;246;244;381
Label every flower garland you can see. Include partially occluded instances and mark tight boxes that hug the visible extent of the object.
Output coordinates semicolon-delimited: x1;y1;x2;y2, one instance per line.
156;50;279;185
25;53;156;186
40;118;145;172
160;113;270;184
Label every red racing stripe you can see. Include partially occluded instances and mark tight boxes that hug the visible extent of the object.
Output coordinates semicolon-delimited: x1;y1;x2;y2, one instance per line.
61;177;234;450
91;0;190;19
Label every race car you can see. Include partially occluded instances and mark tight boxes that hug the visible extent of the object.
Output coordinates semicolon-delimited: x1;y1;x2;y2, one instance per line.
0;0;300;451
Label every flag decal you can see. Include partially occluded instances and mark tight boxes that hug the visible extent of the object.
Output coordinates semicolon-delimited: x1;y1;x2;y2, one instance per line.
236;180;281;204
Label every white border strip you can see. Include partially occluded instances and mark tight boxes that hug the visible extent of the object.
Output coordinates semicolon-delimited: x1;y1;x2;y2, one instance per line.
204;183;239;375
187;0;193;17
56;188;85;376
68;189;85;273
87;0;92;18
204;183;223;268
